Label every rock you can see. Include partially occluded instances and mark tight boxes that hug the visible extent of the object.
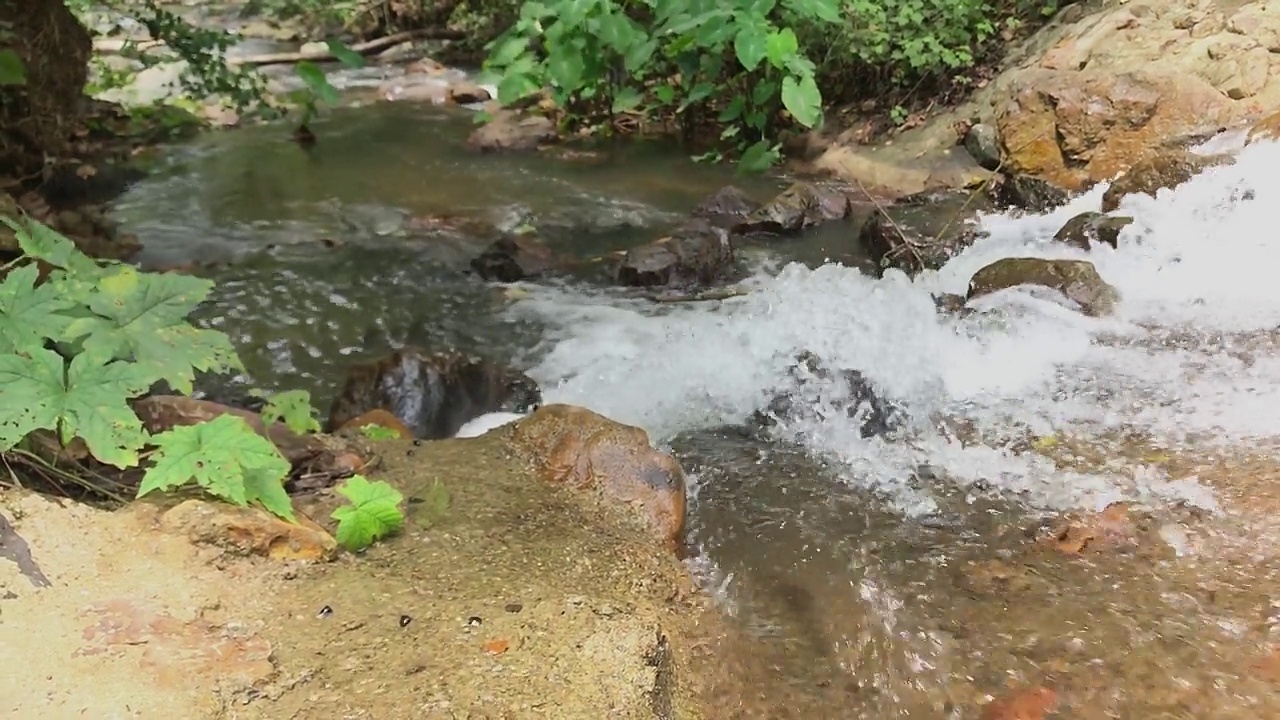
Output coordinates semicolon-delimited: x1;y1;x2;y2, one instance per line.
996;69;1235;190
325;347;542;439
754;351;904;440
159;499;337;562
932;293;971;314
964;123;1001;171
966;257;1119;316
471;234;556;282
1052;211;1133;250
691;185;760;229
447;80;491;105
299;41;328;55
404;57;448;75
616;219;734;288
134;395;323;464
990;173;1071;213
468;110;558;152
1099;150;1232;212
509;404;687;546
734;181;852;234
857;211;979;275
379;79;448;104
1248;108;1280;144
336;408;415;440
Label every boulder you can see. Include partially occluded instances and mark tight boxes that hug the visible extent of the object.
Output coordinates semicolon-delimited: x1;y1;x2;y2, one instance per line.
1099;150;1232;212
325;347;541;439
616;219;734;288
468;110;558;152
509;404;687;547
734;181;852;234
857;211;979;275
966;257;1118;316
159;499;337;562
470;234;556;282
691;185;760;229
989;173;1071;213
754;351;904;440
1052;211;1133;250
447;80;491;105
963;122;1001;171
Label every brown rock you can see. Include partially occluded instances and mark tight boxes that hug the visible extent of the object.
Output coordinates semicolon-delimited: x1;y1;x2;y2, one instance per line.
734;181;852;234
378;79;448;104
1248;108;1280;143
1099;149;1232;212
997;69;1234;190
468;110;558;152
616;219;734;288
326;347;541;439
159;499;337;562
1053;211;1134;249
990;173;1071;212
510;404;687;547
691;186;760;229
471;234;556;282
336;408;415;440
133;395;321;464
447;81;491;105
967;257;1119;316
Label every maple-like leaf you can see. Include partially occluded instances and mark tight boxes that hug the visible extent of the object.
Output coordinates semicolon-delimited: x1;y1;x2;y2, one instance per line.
138;414;294;520
0;264;76;354
331;475;405;551
0;347;152;467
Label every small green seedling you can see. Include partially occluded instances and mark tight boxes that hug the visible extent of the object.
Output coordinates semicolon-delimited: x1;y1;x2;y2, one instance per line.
331;475;405;552
358;424;401;441
257;388;322;434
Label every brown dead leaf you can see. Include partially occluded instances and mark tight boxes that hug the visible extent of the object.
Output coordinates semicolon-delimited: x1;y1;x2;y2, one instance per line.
1045;502;1136;556
483;638;510;655
980;686;1058;720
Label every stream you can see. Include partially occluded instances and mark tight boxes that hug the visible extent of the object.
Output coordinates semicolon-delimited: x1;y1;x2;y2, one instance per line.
111;100;1280;717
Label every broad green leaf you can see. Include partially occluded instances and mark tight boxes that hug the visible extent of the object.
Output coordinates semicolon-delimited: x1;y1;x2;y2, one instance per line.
489;37;530;68
733;24;768;71
295;61;340;105
331;475;406;551
259;389;320;435
738;140;780;173
623;38;657;73
139;414;293;520
611;87;644;113
752;78;778;106
324;39;365;69
718;95;745;122
765;28;799;69
0;347;151;467
497;73;540;104
783;0;842;24
547;46;586;90
598;13;640;52
0;49;25;86
66;266;242;393
0;264;76;354
781;74;822;128
2;217;101;277
654;84;676;105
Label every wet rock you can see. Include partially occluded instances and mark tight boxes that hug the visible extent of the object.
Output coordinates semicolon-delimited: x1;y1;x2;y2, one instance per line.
1042;502;1139;556
754;351;904;439
1099;150;1232;212
509;404;687;546
468;110;558;153
964;122;1001;171
734;181;852;234
691;185;760;229
1052;211;1134;250
616;219;733;288
471;234;556;282
932;292;970;314
335;408;415;440
997;68;1235;190
857;211;979;275
990;173;1071;213
326;347;541;439
159;499;337;562
379;79;448;104
447;81;491;105
1248;108;1280;144
966;257;1119;316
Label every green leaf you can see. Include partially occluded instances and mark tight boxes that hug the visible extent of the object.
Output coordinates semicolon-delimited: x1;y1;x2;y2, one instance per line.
654;84;676;105
139;414;293;520
733;24;769;71
718;95;746;122
324;39;365;69
65;266;242;393
0;264;76;355
331;475;406;551
781;74;822;128
752;79;778;107
497;73;540;104
2;217;101;278
624;38;657;73
359;424;401;441
0;347;152;467
783;0;842;24
738;140;780;173
259;389;321;435
547;46;586;90
295;61;340;105
611;87;644;113
0;49;25;86
489;37;530;68
765;28;800;69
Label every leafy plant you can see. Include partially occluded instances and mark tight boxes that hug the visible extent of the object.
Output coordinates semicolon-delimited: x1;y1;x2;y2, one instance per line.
331;475;407;551
258;388;322;434
359;423;402;441
0;49;25;86
290;39;366;129
0;216;299;520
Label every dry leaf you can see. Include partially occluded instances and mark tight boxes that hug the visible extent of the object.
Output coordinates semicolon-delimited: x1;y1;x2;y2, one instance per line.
483;638;509;655
980;686;1058;720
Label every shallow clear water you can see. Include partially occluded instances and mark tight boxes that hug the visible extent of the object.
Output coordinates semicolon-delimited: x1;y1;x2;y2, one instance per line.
112;102;1280;717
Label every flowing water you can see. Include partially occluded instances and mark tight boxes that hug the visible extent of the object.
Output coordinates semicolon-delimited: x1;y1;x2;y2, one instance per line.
112;101;1280;717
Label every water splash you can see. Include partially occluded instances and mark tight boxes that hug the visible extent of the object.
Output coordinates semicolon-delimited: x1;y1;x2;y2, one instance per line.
506;139;1280;516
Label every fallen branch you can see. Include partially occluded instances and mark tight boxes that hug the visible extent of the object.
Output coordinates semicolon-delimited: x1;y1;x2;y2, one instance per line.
92;38;165;54
228;28;465;67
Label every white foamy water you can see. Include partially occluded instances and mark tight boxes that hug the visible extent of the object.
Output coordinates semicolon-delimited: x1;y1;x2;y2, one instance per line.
503;139;1280;516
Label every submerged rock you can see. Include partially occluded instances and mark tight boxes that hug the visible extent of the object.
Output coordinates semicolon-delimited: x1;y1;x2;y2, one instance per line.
966;257;1119;316
754;351;904;440
616;218;733;288
1053;211;1134;250
509;404;687;546
1099;149;1232;212
857;211;979;275
325;347;541;439
470;234;557;282
467;110;558;152
734;181;852;234
691;185;760;229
